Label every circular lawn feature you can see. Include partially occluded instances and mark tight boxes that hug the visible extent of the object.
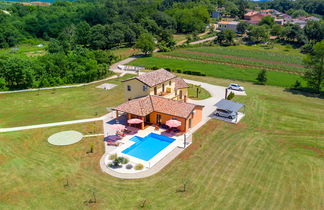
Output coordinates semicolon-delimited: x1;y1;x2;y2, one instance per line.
48;130;83;146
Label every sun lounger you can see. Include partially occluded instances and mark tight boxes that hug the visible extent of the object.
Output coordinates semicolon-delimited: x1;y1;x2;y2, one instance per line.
107;141;120;146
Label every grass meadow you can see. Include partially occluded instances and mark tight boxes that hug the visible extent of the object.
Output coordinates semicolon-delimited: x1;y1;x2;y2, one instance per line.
0;74;133;128
0;75;323;209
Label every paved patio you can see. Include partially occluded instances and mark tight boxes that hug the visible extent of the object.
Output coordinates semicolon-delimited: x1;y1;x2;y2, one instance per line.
96;83;117;90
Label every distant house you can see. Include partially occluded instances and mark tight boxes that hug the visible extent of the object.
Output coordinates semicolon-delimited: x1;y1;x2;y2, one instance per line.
31;1;50;6
212;11;221;19
291;16;320;28
218;21;239;32
244;11;264;24
122;69;189;102
274;19;284;25
21;2;32;6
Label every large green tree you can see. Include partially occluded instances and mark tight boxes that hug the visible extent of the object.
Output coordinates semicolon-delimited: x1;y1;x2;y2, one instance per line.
134;33;156;55
247;25;269;43
215;29;236;46
303;40;324;93
304;21;324;43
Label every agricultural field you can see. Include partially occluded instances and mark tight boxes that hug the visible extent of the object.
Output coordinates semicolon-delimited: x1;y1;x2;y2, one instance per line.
164;49;305;73
111;48;140;61
130;45;308;88
130;56;303;88
0;74;133;128
0;75;323;209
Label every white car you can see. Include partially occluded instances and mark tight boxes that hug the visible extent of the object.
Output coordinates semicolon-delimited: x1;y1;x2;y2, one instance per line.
228;84;244;91
214;109;236;119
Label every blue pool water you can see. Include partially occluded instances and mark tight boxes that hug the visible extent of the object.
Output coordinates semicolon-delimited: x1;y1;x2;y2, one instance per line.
122;133;176;161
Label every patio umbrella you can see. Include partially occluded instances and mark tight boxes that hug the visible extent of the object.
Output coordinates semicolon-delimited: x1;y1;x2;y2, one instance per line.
127;118;143;124
109;124;125;131
166;119;181;128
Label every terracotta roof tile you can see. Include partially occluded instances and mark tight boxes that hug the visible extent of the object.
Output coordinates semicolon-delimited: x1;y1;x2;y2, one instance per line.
175;77;189;89
124;69;176;87
114;96;153;116
114;95;202;119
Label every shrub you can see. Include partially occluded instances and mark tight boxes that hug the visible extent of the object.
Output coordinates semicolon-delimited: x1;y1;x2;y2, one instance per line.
293;80;302;89
110;158;122;168
109;153;117;160
126;164;133;169
135;163;144;170
152;66;159;70
256;69;267;85
176;69;182;73
165;68;171;72
116;157;129;164
227;92;235;100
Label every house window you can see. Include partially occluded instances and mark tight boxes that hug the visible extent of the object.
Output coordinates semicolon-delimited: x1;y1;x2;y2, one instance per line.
154;87;157;95
169;81;171;86
189;118;192;128
162;84;165;92
143;85;148;91
127;85;131;91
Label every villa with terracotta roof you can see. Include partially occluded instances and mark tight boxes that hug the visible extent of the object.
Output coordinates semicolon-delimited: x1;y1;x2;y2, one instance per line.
123;69;189;101
114;69;203;132
114;95;203;132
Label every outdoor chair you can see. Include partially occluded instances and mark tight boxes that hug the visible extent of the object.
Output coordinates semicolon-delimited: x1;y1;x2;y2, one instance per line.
116;131;126;137
107;141;120;146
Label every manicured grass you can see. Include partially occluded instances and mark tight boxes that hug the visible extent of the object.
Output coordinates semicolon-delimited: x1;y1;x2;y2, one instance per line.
0;74;133;128
187;83;211;100
0;76;323;209
130;56;304;88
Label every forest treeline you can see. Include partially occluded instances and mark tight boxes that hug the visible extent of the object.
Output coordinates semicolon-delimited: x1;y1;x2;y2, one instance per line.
0;0;323;90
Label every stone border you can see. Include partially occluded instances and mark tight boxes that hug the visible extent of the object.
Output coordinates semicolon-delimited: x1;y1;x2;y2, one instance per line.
99;146;185;179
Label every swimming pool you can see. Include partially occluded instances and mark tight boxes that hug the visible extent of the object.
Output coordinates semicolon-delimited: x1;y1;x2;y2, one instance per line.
122;133;176;161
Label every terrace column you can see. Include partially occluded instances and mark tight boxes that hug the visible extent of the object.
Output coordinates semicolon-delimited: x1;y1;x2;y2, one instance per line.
141;116;145;129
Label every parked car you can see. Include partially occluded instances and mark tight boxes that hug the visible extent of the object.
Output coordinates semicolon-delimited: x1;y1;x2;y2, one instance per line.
214;108;236;119
228;83;244;91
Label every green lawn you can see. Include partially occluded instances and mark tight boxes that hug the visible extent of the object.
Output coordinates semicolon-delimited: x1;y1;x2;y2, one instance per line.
0;75;323;209
187;83;211;100
0;42;48;58
173;34;187;43
0;74;133;128
130;56;304;88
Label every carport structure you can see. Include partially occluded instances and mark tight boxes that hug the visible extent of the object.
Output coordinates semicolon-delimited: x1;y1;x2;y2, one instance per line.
215;99;245;123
